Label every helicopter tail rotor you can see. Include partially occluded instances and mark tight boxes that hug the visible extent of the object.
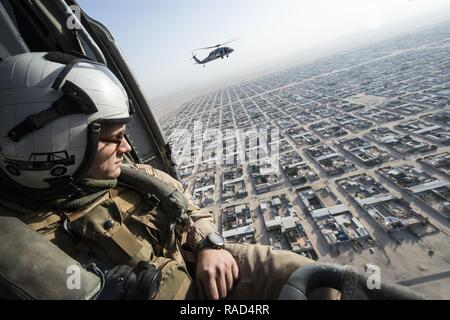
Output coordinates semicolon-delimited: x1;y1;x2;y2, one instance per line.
191;53;202;65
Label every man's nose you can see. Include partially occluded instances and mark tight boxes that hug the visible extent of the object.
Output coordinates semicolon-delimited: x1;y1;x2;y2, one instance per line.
118;137;132;154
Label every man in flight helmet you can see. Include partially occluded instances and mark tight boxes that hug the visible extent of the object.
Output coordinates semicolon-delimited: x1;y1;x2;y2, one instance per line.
0;52;325;300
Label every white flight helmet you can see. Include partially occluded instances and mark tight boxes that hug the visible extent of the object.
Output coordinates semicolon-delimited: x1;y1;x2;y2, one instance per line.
0;52;131;196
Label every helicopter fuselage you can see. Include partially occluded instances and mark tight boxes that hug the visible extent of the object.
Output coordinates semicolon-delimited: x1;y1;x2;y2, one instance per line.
195;46;234;65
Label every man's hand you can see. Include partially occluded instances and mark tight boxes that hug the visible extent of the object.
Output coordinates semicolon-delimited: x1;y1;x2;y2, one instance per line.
196;249;239;300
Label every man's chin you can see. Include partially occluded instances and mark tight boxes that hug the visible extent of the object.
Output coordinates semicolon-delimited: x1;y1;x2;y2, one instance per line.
105;167;121;179
112;167;121;178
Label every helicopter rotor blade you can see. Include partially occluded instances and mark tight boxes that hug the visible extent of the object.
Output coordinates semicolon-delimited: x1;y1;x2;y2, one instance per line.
193;44;220;51
221;38;239;46
193;38;238;51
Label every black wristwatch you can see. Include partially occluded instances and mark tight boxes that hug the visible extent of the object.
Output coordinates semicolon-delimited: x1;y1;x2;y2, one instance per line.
196;232;225;253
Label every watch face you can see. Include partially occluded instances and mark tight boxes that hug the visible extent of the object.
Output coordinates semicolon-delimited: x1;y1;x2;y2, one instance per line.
208;232;225;246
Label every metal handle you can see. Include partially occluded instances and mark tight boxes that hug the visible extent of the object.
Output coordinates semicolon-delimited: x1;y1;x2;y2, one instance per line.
279;263;426;300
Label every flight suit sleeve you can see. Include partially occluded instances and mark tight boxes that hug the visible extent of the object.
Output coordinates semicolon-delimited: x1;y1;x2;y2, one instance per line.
182;186;218;251
135;164;218;251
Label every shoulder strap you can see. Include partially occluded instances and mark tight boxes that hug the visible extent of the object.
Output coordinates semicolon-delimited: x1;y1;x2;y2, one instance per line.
109;187;142;220
118;165;188;222
63;191;110;222
27;212;62;232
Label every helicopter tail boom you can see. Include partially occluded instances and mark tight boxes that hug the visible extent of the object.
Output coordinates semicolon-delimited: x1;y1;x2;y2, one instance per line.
192;54;202;64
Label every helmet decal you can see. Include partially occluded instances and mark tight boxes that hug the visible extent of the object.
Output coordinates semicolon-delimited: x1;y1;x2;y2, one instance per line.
4;151;75;177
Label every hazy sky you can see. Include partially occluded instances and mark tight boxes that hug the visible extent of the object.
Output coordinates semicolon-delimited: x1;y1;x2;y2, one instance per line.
78;0;450;104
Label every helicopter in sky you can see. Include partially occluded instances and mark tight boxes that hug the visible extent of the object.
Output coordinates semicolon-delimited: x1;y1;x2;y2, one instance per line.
192;38;238;67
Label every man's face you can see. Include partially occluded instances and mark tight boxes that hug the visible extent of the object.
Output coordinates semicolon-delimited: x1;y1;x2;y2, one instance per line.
87;123;131;179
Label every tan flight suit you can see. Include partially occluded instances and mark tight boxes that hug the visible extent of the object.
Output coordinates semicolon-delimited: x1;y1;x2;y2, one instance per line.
0;164;314;300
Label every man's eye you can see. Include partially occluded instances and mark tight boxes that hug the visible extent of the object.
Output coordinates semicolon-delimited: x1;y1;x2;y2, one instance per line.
100;135;124;144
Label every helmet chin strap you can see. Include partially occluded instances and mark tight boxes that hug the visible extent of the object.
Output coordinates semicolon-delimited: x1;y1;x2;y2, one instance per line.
72;122;101;181
7;81;98;143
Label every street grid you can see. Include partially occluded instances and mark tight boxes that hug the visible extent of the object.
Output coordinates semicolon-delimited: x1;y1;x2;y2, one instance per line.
162;22;450;299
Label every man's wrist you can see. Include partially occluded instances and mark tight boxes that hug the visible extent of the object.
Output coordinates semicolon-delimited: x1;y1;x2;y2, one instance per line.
195;232;225;253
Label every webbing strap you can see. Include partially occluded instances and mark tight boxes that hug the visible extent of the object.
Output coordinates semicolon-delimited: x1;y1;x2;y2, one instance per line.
27;213;62;232
111;189;141;220
64;192;110;222
110;226;143;260
7;81;98;142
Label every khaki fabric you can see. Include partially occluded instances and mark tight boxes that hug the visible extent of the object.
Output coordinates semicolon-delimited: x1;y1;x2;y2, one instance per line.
152;257;197;300
134;164;218;251
68;197;148;267
0;163;319;300
132;165;316;299
224;243;314;300
58;164;217;269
